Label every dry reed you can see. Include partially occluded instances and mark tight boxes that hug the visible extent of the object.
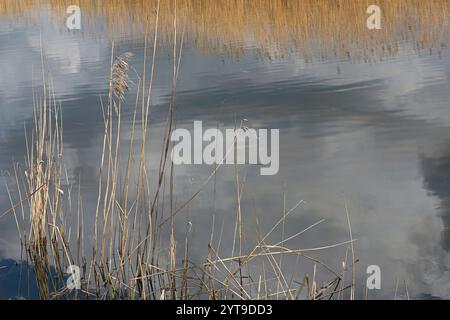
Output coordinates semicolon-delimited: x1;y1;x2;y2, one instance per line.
1;0;450;61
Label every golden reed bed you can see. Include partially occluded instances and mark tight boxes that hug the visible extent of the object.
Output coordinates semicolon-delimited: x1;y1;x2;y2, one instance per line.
1;0;450;59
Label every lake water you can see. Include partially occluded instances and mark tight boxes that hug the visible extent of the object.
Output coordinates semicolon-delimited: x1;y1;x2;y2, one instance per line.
1;1;450;299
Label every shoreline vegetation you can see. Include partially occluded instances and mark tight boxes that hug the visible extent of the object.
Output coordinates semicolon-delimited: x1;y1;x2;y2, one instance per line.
1;5;361;301
0;0;421;300
1;0;450;61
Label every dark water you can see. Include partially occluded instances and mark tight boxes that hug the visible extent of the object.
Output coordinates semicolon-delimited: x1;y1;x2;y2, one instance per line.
1;5;450;299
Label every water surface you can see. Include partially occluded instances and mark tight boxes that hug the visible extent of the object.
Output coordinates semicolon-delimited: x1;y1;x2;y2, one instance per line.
1;1;450;299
